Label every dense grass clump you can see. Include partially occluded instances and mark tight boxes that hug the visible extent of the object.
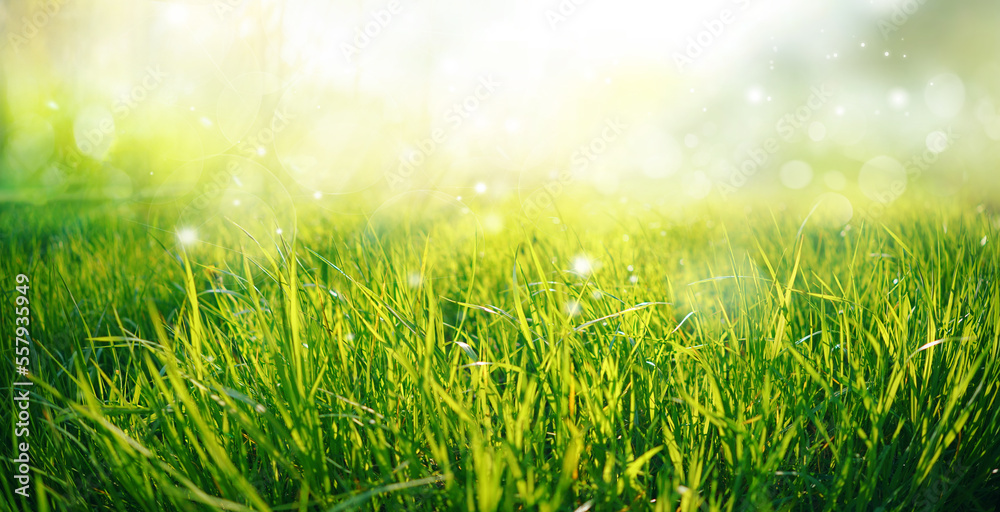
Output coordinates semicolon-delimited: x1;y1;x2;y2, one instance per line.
2;195;999;511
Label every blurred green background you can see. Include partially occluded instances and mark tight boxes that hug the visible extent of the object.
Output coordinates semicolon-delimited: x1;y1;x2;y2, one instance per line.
1;0;999;218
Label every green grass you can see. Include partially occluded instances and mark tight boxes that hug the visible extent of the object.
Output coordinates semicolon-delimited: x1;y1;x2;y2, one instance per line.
2;194;1000;511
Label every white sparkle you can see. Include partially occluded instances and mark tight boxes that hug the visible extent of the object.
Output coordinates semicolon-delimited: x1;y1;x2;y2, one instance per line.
573;256;594;276
177;228;197;245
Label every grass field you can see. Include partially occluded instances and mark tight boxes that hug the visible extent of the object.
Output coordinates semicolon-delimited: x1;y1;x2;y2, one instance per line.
2;193;999;511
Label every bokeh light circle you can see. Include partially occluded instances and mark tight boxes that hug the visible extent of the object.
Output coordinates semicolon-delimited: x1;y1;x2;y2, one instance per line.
779;160;813;190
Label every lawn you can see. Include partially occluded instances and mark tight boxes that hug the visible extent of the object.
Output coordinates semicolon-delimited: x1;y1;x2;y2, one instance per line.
2;193;999;511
